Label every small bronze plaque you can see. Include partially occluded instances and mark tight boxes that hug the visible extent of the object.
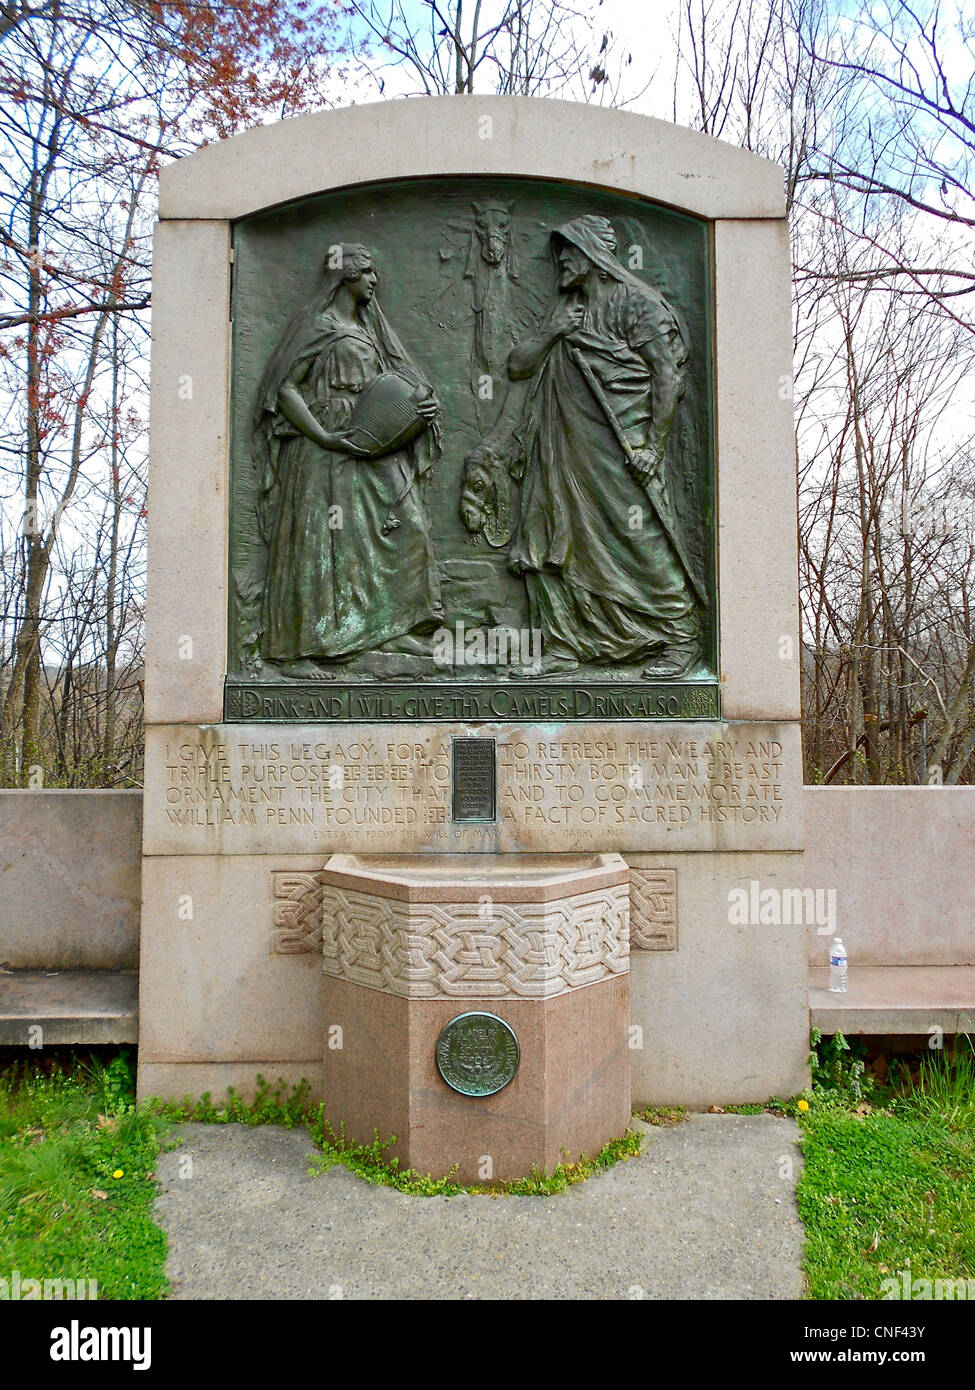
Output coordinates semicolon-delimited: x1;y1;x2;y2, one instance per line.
452;737;496;822
436;1012;520;1097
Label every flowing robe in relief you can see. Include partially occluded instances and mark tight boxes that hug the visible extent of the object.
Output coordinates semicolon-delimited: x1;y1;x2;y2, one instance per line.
258;310;443;662
509;269;700;665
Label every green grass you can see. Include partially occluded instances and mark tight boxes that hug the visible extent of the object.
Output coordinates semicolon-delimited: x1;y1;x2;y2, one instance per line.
0;1053;646;1301
0;1057;608;1303
797;1034;975;1300
0;1051;168;1299
8;1034;971;1300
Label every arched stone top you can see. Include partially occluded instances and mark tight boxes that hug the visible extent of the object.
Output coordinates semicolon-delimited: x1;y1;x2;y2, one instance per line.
159;95;785;223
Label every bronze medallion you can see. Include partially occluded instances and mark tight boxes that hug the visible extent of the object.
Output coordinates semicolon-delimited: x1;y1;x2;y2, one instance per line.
436;1012;520;1097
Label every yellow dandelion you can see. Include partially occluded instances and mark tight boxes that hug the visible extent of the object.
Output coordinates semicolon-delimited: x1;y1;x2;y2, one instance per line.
797;1099;809;1113
112;1169;124;1179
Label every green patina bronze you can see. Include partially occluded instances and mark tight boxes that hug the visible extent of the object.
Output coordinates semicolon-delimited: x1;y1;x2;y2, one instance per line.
435;1012;520;1097
226;176;717;722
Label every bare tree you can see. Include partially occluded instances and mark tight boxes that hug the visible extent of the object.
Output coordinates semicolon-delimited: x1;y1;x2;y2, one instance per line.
3;0;972;788
796;0;975;316
342;0;638;101
0;1;343;784
796;198;975;783
664;0;975;783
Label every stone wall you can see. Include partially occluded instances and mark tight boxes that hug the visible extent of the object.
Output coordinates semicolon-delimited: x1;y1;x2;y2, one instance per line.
5;780;973;985
0;789;142;970
804;786;975;969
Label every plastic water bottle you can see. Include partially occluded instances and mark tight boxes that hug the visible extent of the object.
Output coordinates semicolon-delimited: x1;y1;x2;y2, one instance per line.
829;936;848;994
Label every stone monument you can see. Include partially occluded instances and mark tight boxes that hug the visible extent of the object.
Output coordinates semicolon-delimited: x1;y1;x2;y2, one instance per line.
138;97;807;1179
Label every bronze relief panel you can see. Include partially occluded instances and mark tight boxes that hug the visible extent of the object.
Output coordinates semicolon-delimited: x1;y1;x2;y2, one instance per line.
225;176;717;722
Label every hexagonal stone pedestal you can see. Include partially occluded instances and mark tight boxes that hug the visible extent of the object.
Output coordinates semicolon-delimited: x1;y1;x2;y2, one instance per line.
320;853;630;1183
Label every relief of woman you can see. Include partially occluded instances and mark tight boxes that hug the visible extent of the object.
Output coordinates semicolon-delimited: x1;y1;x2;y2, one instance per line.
254;244;444;675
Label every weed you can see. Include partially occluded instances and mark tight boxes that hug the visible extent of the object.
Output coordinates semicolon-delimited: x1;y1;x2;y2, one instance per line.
148;1075;311;1130
306;1108;644;1195
810;1028;870;1104
154;1077;645;1196
633;1105;687;1127
901;1037;975;1133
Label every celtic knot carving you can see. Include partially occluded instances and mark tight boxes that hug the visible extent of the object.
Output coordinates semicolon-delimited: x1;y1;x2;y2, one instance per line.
629;868;677;950
319;883;629;999
270;870;326;954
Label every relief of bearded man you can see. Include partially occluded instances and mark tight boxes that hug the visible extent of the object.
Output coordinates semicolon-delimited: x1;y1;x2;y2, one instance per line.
499;214;704;677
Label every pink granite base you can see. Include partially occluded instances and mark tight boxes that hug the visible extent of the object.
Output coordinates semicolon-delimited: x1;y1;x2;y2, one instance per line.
322;974;631;1183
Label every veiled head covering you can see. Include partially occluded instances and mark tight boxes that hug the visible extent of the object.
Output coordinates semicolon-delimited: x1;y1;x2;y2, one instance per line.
254;243;424;425
252;242;440;547
553;215;617;263
551;215;645;295
547;215;691;350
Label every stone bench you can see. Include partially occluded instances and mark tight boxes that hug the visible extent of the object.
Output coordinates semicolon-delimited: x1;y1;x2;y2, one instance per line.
3;964;973;1053
5;965;974;1050
0;971;139;1046
809;966;975;1036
